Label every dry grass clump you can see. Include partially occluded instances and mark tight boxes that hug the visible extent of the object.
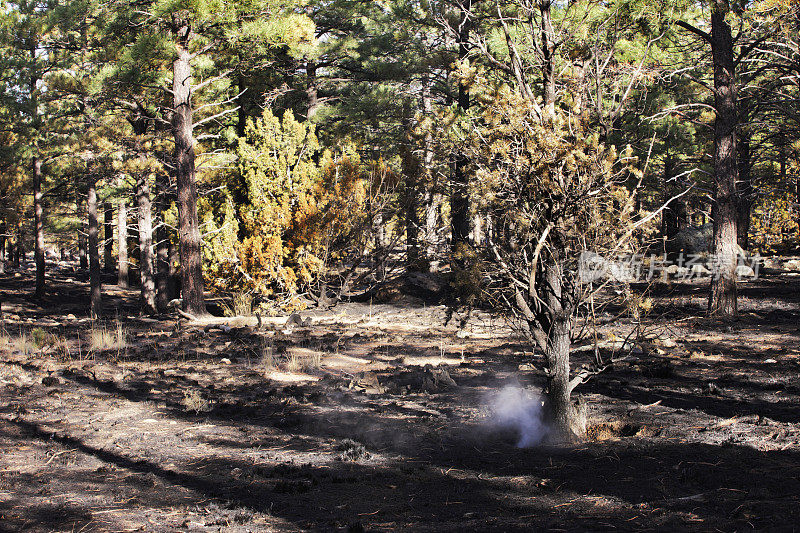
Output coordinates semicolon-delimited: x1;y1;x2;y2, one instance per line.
337;439;371;462
222;291;253;317
89;322;127;351
0;327;74;361
0;328;59;356
586;420;645;441
1;329;34;356
181;389;211;414
285;348;322;373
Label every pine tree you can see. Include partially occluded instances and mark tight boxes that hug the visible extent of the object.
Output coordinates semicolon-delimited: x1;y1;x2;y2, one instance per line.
103;0;315;316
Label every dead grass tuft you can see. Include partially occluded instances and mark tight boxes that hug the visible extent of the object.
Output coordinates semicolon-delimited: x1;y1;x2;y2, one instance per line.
1;329;36;356
181;389;211;414
284;348;322;373
337;439;371;462
586;420;643;441
89;322;127;352
222;292;253;317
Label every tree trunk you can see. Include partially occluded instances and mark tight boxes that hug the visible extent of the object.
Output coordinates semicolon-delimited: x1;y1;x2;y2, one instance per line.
137;175;157;314
0;221;5;274
306;60;319;121
539;0;557;120
77;193;88;269
778;134;798;245
88;178;102;318
33;157;45;299
401;101;421;269
472;213;483;246
13;224;22;268
541;258;582;442
405;182;420;268
0;220;5;274
172;15;206;316
372;210;387;282
155;172;172;311
451;0;472;254
29;38;45;298
118;198;128;288
545;314;574;440
168;234;179;299
573;57;590;121
421;71;438;264
708;0;738;318
736;131;753;250
155;223;171;310
104;202;114;273
661;156;686;243
237;72;247;138
425;192;441;262
128;204;140;281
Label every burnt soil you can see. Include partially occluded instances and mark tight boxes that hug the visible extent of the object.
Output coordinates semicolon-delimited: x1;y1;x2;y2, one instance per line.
2;264;800;532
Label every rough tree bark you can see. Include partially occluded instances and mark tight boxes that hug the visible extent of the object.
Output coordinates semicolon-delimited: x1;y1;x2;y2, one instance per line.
137;175;157;314
451;0;472;253
88;178;102;318
372;209;387;282
14;225;22;267
30;38;45;300
404;177;421;268
104;202;114;273
572;56;590;120
419;49;438;265
541;255;580;441
33;156;45;300
708;0;739;317
77;194;88;269
118;197;128;288
0;220;5;274
155;171;172;311
401;101;421;268
306;60;319;121
0;223;5;274
128;113;156;310
539;0;557;119
171;13;206;316
661;155;686;242
777;133;797;244
168;234;179;299
736;131;753;250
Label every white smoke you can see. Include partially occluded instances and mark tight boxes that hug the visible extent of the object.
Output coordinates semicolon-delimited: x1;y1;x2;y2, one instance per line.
486;385;548;447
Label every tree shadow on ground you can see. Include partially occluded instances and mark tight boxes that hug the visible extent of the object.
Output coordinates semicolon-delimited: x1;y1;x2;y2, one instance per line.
4;410;800;532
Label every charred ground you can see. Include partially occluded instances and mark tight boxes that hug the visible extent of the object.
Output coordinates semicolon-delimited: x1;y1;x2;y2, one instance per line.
1;265;800;532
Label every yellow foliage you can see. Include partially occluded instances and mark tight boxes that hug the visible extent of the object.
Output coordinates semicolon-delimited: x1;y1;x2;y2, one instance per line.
204;110;372;299
751;186;799;254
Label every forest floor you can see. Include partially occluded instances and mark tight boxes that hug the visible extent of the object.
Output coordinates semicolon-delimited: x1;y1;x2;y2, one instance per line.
2;263;800;532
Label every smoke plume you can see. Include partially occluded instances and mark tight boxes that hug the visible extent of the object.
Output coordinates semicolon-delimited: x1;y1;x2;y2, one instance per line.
486;385;548;447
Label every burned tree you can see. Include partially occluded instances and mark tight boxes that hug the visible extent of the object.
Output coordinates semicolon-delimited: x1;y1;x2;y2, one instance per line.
470;88;641;441
677;0;740;317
